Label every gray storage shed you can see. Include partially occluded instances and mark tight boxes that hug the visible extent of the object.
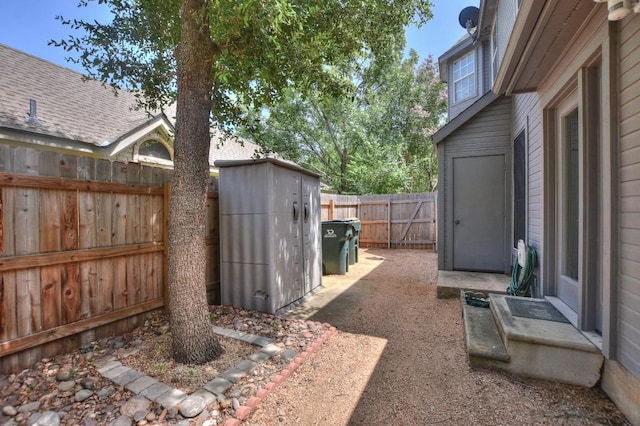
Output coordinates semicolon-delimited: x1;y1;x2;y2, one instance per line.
215;158;322;313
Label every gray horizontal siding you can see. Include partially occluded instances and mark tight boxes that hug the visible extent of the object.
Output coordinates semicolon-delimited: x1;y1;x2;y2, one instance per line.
513;92;543;256
439;95;513;269
618;14;640;378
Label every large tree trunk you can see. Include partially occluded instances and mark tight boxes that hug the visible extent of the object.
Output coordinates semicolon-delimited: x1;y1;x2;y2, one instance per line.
168;0;223;364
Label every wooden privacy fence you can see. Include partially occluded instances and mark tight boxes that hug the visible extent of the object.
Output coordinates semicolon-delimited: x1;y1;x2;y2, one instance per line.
321;192;437;249
0;146;219;373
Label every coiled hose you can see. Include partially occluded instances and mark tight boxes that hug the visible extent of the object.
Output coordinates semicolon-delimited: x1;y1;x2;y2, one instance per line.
507;245;537;297
464;244;537;308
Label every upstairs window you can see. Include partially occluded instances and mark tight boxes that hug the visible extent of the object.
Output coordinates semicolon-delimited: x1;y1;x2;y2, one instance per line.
453;51;476;102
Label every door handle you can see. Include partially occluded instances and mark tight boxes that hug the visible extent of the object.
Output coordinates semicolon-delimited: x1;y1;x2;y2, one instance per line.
455;220;460;225
304;202;309;222
293;201;299;222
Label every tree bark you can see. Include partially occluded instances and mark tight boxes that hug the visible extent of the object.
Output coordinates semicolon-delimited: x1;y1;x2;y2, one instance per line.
168;0;223;364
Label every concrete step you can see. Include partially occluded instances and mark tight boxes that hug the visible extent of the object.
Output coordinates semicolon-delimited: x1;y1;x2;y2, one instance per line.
437;270;509;299
460;293;510;369
461;291;605;387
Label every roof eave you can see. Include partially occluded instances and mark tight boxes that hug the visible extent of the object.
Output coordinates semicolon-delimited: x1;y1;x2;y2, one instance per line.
106;114;174;156
438;36;475;82
493;0;600;95
432;91;499;144
493;1;547;95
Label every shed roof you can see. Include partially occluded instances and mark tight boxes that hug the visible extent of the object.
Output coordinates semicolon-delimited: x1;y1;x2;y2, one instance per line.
432;91;499;144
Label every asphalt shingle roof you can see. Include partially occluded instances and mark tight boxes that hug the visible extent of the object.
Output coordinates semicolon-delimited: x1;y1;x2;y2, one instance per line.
0;43;157;146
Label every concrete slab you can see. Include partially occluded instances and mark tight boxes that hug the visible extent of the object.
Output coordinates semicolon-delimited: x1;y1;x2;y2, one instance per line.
489;294;604;387
437;270;510;299
283;253;383;325
491;294;600;353
461;298;510;364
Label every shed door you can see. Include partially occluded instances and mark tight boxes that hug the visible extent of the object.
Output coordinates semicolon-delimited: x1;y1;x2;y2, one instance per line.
452;155;505;272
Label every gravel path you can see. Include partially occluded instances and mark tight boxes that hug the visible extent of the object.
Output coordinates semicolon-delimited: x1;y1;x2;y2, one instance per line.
246;249;630;425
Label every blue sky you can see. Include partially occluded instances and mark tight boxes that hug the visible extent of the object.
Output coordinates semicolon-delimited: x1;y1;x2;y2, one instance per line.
0;0;472;73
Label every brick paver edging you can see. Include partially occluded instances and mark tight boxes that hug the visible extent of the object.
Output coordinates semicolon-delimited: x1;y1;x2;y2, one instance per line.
226;324;338;425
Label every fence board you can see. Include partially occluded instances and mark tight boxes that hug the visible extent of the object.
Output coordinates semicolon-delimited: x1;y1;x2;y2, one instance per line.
0;273;17;341
0;146;220;373
78;190;95;324
321;192;436;249
40;189;62;330
60;189;80;326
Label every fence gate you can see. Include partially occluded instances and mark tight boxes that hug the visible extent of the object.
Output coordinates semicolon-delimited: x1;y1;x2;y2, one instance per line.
321;193;436;249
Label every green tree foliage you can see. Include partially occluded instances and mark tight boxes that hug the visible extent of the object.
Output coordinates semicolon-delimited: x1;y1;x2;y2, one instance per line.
54;0;433;364
238;48;446;194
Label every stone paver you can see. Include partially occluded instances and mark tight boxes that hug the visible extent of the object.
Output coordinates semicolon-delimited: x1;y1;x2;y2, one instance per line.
203;377;233;395
155;388;188;409
140;381;174;400
126;375;158;394
111;368;143;386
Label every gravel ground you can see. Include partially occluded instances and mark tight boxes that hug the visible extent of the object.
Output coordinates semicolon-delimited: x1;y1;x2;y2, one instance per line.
246;249;631;426
0;249;631;425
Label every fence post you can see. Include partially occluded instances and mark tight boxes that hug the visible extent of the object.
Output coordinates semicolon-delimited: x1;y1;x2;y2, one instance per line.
329;199;335;220
387;197;391;249
163;181;171;312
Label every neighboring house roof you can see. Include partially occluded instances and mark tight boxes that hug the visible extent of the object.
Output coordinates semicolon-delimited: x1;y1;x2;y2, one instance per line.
0;43;262;168
208;132;262;164
0;43;159;147
432;91;498;144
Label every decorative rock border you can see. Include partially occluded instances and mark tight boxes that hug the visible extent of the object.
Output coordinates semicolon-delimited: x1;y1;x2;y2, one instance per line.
93;322;337;423
225;325;337;425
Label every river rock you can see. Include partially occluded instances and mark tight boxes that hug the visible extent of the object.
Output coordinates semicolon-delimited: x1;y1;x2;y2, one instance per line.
179;395;205;418
18;401;40;413
56;369;73;382
58;380;75;392
2;405;17;416
75;389;94;402
110;415;132;426
28;411;60;426
120;395;151;418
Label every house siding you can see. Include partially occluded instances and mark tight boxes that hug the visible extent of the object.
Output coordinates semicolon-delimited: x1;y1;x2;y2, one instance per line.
482;41;492;93
513;92;543;262
617;14;640;378
439;95;513;270
496;0;517;68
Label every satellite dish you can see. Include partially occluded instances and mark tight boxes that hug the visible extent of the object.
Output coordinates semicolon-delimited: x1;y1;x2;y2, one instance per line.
458;6;480;30
458;6;480;41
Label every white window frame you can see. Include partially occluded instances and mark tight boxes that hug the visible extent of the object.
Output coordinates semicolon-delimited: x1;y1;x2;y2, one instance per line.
492;19;499;83
453;51;476;103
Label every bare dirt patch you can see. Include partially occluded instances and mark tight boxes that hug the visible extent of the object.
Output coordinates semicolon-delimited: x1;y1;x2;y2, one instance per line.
119;320;255;394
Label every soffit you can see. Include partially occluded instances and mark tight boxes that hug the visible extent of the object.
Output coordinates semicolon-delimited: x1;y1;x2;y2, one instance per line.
497;0;599;94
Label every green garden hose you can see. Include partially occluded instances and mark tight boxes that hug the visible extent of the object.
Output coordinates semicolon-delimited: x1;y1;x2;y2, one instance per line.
507;245;537;297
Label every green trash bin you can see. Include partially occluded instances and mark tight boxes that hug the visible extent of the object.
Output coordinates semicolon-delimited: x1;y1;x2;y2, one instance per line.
345;218;361;265
322;220;353;275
